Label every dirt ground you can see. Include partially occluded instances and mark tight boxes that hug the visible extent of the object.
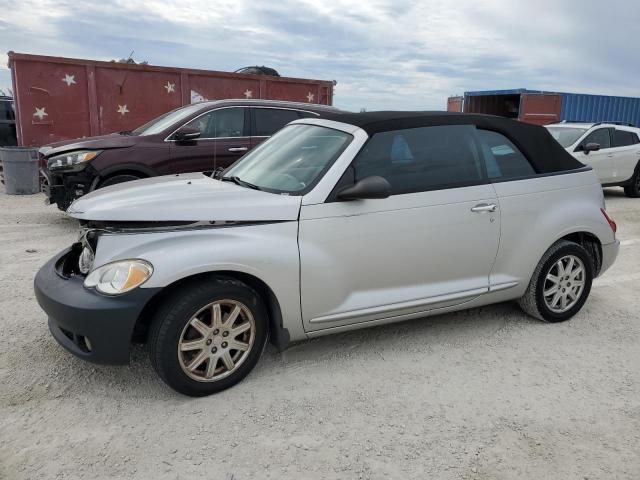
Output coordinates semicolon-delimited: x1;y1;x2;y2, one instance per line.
0;186;638;480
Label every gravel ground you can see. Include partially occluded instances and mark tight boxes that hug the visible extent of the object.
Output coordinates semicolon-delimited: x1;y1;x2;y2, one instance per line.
0;186;638;480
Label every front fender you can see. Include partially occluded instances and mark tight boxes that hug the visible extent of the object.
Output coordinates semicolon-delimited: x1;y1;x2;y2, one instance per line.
92;221;306;342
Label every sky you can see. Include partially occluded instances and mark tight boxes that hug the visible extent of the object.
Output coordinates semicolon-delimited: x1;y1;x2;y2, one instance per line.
0;0;639;111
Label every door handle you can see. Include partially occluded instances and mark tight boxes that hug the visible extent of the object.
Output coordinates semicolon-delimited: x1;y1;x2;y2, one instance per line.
228;147;248;152
471;203;497;213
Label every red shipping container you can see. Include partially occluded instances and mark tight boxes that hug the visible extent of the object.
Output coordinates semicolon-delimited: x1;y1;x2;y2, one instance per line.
9;52;335;147
447;96;463;112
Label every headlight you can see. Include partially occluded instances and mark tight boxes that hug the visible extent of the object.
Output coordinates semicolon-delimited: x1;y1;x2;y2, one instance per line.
47;150;102;172
84;259;153;295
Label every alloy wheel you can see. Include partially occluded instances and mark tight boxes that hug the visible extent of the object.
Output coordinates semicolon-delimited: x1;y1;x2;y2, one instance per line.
543;254;586;313
177;300;255;382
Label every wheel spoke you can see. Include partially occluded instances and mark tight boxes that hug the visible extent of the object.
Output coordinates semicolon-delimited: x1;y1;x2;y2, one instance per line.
551;291;562;307
567;289;578;301
180;339;205;352
221;351;235;371
544;285;559;296
560;295;567;310
546;274;560;284
566;257;574;275
231;321;251;337
228;339;249;351
186;350;209;371
189;318;210;336
205;356;218;378
570;267;584;280
223;305;241;328
211;303;222;327
556;260;565;277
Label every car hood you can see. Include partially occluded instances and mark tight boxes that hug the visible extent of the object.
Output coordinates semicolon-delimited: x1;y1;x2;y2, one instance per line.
39;133;141;157
66;173;302;222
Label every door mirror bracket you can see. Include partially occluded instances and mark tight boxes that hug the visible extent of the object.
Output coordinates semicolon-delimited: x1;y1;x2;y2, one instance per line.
337;175;391;201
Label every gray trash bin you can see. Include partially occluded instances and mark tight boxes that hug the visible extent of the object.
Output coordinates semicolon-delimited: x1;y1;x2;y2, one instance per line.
0;147;40;195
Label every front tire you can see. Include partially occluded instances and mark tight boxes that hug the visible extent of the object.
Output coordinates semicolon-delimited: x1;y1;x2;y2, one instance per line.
99;174;143;189
518;240;594;322
148;277;268;396
623;167;640;197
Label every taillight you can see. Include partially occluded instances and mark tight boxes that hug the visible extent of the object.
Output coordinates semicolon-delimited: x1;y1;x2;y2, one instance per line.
601;208;617;233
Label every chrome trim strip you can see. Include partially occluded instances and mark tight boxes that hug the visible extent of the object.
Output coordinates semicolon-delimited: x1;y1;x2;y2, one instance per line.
308;287;488;324
488;281;519;292
164;106;321;142
85;220;291;235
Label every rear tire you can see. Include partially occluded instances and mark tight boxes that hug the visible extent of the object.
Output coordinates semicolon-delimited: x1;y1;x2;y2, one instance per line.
518;240;594;323
623;168;640;197
99;174;143;189
148;277;268;396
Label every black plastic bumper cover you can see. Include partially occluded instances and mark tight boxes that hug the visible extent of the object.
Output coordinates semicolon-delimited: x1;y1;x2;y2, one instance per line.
34;248;160;365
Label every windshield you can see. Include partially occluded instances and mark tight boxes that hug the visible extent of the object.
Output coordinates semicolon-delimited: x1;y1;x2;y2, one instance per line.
223;124;352;194
545;127;588;148
132;104;205;136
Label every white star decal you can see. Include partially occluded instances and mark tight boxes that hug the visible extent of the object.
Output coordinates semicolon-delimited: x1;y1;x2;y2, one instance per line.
62;74;76;87
243;89;253;99
164;81;175;93
117;104;129;115
33;107;48;120
307;92;315;102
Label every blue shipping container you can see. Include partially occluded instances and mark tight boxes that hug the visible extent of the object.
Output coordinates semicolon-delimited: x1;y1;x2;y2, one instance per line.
452;89;640;126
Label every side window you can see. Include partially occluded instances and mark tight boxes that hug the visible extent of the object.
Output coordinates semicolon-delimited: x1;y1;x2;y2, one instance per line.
613;129;637;147
253;108;300;136
0;101;14;121
352;125;484;195
183;108;246;138
476;130;535;180
582;128;611;149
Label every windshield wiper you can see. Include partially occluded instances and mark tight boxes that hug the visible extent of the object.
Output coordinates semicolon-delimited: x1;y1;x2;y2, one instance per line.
221;176;263;191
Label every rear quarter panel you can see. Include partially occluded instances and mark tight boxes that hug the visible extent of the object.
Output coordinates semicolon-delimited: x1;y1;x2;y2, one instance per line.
490;170;614;296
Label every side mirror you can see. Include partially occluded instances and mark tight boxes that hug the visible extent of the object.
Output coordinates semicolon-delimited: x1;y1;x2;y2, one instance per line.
337;175;391;201
582;142;601;154
174;126;201;142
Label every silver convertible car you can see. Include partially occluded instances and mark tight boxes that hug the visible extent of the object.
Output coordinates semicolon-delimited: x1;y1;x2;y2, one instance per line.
35;111;620;396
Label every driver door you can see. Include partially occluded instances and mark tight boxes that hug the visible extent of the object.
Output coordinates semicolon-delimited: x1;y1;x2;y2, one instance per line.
169;107;250;173
298;125;500;332
574;128;614;183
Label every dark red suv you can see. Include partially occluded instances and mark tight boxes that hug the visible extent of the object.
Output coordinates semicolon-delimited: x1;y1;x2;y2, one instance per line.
40;99;339;210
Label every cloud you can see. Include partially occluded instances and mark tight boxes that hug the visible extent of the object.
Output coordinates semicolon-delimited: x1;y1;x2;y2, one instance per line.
0;0;639;109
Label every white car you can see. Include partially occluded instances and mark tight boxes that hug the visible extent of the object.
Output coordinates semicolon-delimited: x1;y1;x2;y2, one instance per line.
545;122;640;197
35;112;620;396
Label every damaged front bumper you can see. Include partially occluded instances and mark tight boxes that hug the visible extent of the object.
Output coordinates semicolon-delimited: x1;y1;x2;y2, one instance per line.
34;247;160;365
41;166;99;211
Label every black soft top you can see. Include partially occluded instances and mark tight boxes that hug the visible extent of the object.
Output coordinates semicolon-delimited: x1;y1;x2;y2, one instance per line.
319;111;584;174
